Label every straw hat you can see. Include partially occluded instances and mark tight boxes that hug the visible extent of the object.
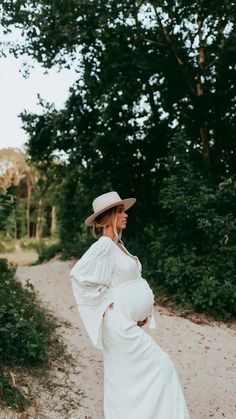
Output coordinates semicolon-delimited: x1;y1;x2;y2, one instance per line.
85;191;136;226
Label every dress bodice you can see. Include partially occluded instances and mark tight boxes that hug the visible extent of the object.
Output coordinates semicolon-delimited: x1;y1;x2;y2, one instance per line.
107;238;143;287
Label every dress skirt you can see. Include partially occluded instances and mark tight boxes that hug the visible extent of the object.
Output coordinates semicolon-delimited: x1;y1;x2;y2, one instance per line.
102;279;190;419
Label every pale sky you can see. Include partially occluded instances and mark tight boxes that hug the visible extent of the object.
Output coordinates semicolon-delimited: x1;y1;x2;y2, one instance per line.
0;29;78;152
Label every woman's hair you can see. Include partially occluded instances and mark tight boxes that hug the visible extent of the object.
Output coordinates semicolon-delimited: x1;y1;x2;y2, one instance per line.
92;206;122;241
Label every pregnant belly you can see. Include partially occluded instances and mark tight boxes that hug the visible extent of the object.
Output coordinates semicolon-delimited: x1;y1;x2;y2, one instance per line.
116;279;154;322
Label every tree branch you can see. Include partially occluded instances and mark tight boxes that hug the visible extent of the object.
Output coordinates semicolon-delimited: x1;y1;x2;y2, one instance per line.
205;58;220;71
150;3;196;97
133;34;167;48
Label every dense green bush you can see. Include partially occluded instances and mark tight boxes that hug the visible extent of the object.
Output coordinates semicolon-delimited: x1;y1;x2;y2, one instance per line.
0;258;56;365
36;239;63;262
0;257;60;408
143;135;236;320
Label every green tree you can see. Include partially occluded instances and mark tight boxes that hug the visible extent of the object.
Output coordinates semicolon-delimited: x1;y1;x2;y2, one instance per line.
0;193;13;238
0;148;57;240
0;149;36;238
1;0;236;177
2;0;235;242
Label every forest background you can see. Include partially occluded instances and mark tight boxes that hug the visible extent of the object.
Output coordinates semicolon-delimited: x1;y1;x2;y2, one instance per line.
1;0;236;321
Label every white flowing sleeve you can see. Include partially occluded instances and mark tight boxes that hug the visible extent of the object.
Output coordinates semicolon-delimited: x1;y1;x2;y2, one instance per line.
70;236;115;350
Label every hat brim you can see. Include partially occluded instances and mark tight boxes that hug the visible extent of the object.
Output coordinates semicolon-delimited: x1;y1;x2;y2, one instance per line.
85;198;136;226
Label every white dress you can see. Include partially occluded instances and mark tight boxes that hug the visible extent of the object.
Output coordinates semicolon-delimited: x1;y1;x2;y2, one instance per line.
70;236;190;419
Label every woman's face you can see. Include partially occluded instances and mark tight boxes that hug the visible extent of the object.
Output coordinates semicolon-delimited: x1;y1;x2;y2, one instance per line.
115;205;128;230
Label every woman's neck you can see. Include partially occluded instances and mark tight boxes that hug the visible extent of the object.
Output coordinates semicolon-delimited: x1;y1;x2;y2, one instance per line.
103;227;122;243
103;226;115;241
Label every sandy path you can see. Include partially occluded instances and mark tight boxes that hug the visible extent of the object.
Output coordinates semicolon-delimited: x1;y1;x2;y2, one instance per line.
4;260;236;418
0;249;38;266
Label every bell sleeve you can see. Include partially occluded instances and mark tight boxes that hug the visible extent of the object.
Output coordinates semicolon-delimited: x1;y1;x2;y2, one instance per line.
70;236;115;350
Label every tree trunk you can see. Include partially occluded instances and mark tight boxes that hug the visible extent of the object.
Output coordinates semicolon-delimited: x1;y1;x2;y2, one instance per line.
26;180;31;238
196;8;211;173
196;80;211;172
10;195;17;240
36;199;43;239
13;209;17;240
51;206;57;237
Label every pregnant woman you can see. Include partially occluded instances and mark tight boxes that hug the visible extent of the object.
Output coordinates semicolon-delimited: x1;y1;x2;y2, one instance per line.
70;191;190;419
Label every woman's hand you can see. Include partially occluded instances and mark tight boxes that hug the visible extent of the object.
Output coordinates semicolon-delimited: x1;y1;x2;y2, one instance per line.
137;317;148;327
